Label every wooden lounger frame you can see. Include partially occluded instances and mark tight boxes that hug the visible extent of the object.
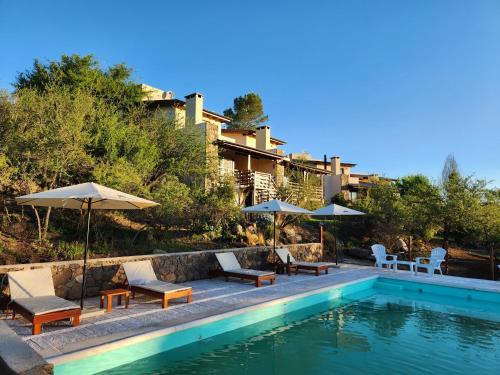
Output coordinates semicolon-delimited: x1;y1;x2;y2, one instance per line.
129;285;192;309
11;301;80;335
295;263;329;276
222;270;276;287
277;259;329;276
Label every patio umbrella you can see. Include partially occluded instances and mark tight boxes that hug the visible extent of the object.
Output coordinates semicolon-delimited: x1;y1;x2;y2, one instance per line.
312;204;365;265
242;199;313;266
16;182;159;309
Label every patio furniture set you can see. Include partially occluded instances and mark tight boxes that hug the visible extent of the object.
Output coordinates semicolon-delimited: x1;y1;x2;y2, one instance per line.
371;244;447;276
4;249;334;335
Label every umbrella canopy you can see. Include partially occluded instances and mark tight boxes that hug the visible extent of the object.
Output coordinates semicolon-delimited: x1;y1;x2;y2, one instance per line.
242;200;313;269
16;182;158;309
312;204;365;216
16;182;158;210
242;199;313;215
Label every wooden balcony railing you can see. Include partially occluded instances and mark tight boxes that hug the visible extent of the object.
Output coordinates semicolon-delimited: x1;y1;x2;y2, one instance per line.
286;181;324;202
220;168;324;203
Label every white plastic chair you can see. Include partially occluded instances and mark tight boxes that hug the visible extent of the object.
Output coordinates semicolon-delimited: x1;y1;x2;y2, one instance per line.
371;244;397;271
415;248;446;276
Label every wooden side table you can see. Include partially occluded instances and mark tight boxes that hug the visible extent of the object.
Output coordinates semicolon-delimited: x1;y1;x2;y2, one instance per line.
99;289;130;313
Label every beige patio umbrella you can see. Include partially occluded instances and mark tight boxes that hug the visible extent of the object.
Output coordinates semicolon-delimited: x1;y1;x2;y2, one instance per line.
16;182;159;308
242;199;313;267
312;204;365;265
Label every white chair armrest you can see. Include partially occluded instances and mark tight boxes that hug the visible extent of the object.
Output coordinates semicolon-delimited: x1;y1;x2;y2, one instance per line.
430;259;444;268
386;255;397;261
415;257;430;265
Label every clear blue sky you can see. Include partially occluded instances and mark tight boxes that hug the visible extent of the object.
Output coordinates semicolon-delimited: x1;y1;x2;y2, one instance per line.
1;0;499;186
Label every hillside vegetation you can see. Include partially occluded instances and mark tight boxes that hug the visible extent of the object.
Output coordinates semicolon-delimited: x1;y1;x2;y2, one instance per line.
0;55;499;274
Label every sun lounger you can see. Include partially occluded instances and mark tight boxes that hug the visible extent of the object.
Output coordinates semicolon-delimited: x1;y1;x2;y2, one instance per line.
215;252;276;287
7;268;81;335
275;248;334;276
123;260;192;308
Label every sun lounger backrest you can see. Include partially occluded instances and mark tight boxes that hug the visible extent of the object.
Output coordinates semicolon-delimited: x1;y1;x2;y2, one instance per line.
215;252;241;271
275;248;296;263
8;268;55;300
123;260;158;285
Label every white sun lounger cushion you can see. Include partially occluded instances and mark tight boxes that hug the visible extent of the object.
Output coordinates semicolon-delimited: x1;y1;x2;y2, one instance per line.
215;252;242;271
227;269;275;277
293;261;335;267
8;268;56;300
13;296;79;315
134;280;192;293
123;260;158;285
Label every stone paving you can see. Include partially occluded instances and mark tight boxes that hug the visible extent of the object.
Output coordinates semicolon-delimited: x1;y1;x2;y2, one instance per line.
1;264;499;361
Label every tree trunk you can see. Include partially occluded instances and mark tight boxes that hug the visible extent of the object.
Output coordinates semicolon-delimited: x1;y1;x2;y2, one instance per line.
319;224;324;260
490;247;496;281
32;206;42;242
42;207;52;240
409;235;413;261
442;239;449;274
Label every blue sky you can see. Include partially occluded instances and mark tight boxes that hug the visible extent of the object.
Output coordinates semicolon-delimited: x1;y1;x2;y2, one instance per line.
1;0;499;186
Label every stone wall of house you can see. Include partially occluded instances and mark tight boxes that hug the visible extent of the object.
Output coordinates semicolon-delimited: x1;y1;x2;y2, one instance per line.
0;243;322;301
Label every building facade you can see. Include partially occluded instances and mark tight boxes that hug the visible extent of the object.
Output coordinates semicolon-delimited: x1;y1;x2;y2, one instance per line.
142;85;385;205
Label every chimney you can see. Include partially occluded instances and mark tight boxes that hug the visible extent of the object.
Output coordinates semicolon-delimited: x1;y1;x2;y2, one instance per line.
331;156;341;175
185;93;203;126
256;126;271;150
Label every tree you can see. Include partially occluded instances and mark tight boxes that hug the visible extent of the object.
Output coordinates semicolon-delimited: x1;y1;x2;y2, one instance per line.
4;85;95;240
475;189;500;279
14;54;144;111
441;154;459;184
440;157;486;246
363;181;407;248
396;175;441;241
224;93;268;130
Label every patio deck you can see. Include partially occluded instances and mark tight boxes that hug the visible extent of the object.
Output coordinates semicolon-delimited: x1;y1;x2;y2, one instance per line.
2;264;499;363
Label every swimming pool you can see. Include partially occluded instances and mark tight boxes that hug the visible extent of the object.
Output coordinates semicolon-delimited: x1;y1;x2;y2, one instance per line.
54;277;500;375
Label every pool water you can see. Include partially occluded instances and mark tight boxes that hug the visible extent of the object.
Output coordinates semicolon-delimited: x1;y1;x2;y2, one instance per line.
97;279;500;375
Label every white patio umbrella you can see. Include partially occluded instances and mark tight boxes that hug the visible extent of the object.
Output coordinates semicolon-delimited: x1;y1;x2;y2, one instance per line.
242;199;313;266
312;204;365;265
16;182;159;308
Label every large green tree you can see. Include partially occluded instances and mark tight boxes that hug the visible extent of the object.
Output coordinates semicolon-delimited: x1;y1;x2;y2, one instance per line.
396;175;441;241
475;189;500;279
14;54;144;110
3;85;95;239
224;93;268;130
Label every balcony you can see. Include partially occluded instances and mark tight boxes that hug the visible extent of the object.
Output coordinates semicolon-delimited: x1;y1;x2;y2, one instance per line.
285;181;324;202
220;168;324;204
220;168;277;203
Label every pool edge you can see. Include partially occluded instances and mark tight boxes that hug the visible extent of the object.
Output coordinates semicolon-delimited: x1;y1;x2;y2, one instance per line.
48;274;380;367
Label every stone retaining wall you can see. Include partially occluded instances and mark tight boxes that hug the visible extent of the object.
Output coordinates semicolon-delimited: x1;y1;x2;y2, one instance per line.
0;243;322;300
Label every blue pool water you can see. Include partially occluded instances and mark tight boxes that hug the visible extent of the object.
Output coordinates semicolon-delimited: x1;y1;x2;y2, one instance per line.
57;278;500;375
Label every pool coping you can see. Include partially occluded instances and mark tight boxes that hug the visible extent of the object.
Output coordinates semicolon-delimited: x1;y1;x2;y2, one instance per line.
48;274;380;366
382;271;500;293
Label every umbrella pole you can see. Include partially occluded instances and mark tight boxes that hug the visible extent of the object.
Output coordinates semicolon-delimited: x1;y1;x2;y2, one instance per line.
80;198;92;309
273;212;276;270
334;219;338;266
